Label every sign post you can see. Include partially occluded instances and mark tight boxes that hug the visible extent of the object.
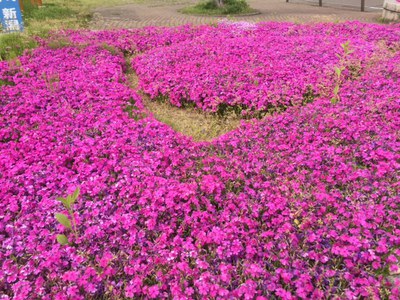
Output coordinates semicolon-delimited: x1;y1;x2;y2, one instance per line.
0;0;24;33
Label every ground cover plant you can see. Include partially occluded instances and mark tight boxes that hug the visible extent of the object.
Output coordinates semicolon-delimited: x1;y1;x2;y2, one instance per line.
0;21;399;299
181;0;257;16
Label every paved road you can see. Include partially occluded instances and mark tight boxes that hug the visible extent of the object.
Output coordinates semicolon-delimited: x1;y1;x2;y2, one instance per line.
90;0;384;29
289;0;384;11
291;0;383;11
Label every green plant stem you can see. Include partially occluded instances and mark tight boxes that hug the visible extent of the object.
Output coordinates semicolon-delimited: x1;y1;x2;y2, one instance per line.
69;209;79;239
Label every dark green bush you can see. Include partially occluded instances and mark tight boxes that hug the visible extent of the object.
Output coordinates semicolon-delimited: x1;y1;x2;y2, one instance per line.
182;0;254;15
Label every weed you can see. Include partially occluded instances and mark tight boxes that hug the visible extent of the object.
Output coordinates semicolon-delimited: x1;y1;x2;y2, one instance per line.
47;38;72;49
24;4;75;21
0;34;37;61
0;79;15;87
124;98;146;121
101;43;119;56
55;187;80;245
331;41;354;104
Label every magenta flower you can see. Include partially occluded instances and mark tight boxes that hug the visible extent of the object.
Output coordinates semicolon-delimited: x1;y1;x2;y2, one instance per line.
1;21;399;299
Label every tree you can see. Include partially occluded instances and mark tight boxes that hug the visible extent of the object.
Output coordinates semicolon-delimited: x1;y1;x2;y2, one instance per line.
214;0;224;7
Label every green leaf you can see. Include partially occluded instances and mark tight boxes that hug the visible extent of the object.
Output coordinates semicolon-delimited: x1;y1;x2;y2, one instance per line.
333;85;340;95
56;234;69;245
335;67;341;77
330;97;338;104
63;195;72;209
55;213;71;229
56;197;69;209
72;187;80;204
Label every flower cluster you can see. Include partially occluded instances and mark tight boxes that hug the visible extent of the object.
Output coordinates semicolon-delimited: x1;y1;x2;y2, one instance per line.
133;21;399;113
0;21;399;299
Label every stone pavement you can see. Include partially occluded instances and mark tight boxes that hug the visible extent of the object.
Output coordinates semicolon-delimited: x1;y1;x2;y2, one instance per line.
90;0;384;29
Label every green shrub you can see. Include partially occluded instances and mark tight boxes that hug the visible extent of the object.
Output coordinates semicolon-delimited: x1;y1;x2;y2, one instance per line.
222;0;250;14
181;0;255;15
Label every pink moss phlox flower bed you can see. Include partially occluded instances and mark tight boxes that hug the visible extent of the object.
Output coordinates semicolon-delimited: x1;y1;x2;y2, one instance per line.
0;21;399;299
133;21;399;112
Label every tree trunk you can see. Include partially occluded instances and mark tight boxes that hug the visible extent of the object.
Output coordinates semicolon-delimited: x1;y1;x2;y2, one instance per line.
19;0;24;11
215;0;225;7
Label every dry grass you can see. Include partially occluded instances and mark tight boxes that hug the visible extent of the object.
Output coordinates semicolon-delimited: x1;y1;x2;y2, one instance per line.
143;98;241;141
128;67;241;142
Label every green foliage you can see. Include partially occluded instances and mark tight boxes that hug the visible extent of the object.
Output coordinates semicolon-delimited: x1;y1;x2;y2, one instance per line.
0;34;37;61
124;98;147;121
24;3;75;21
181;0;256;16
47;38;73;50
331;66;343;104
0;79;15;87
220;0;251;14
55;213;72;229
101;43;119;56
0;1;83;60
56;234;69;245
56;186;80;209
55;187;80;245
20;0;39;18
20;0;76;23
340;40;354;57
331;41;354;104
302;86;318;105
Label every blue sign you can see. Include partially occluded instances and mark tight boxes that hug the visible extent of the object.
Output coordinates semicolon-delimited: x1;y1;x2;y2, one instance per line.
0;0;24;33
